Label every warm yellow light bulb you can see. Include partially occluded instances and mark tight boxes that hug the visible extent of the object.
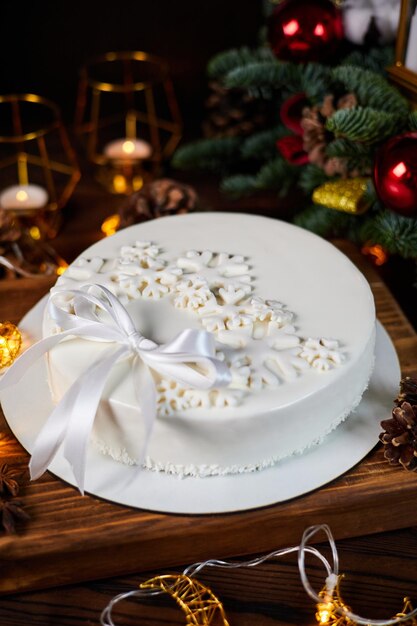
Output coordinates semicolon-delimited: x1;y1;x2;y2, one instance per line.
316;601;334;626
16;190;28;202
101;213;121;237
56;262;68;276
122;140;135;155
29;226;41;240
113;175;127;194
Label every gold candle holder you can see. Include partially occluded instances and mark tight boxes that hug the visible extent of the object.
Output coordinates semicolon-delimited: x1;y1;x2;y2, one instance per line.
388;0;417;108
74;51;182;194
0;94;80;239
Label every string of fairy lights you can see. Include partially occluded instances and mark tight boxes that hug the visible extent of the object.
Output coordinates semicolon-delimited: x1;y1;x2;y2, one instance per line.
100;524;417;626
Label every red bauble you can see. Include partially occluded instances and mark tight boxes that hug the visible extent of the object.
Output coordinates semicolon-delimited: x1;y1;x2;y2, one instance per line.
374;132;417;218
268;0;343;63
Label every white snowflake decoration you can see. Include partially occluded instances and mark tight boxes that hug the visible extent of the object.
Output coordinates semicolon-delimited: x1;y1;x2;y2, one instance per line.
176;249;253;294
297;338;343;372
249;297;294;326
157;379;191;416
174;276;217;312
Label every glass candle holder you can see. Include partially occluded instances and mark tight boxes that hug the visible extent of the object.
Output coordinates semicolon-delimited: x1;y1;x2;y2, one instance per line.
75;51;183;194
0;94;81;239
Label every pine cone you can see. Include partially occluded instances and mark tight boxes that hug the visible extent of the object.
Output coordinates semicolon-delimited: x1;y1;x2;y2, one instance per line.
396;376;417;407
300;92;358;177
118;179;198;228
202;80;273;139
380;401;417;471
0;208;21;250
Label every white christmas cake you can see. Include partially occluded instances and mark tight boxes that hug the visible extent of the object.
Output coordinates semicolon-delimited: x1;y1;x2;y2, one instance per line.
44;212;376;477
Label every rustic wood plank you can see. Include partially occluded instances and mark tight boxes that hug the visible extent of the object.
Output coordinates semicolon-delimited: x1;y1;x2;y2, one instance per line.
0;238;416;595
2;527;417;626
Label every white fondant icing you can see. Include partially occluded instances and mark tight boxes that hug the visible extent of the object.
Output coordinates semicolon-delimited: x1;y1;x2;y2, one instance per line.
44;213;376;476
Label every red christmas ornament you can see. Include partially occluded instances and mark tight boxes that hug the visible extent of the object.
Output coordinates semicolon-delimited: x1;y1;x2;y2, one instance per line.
374;132;417;217
268;0;343;63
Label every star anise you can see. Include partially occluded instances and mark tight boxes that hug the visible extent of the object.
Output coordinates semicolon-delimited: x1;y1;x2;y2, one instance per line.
0;463;21;497
0;498;30;534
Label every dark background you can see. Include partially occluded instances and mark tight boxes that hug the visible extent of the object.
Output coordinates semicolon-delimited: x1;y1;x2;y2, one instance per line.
1;0;416;326
1;0;263;126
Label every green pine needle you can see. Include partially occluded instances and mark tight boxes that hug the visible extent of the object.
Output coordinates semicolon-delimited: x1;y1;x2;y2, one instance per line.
341;46;394;75
360;210;417;258
325;138;373;170
256;157;298;195
224;61;301;93
326;107;401;144
221;157;298;197
294;205;357;238
298;165;329;195
172;137;241;172
408;111;417;131
240;126;287;160
331;66;409;117
207;46;274;79
220;174;258;196
300;63;332;102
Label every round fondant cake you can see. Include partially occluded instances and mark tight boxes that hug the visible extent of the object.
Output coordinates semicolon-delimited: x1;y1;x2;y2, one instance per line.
44;212;375;477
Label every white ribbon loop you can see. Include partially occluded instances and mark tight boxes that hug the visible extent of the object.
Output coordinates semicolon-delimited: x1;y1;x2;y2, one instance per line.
0;284;231;494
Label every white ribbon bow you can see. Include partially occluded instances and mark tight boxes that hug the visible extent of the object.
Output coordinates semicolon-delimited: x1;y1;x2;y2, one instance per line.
0;284;231;494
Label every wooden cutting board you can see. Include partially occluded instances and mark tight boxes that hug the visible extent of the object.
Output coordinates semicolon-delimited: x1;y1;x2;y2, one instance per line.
1;241;417;595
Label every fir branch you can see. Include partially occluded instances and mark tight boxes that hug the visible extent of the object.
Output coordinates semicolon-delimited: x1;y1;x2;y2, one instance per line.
298;165;329;195
326;107;401;144
360;211;417;258
221;174;258;196
408;111;417;131
172;137;241;172
341;46;394;75
207;46;275;80
256;157;298;195
224;61;301;94
240;126;287;160
331;66;409;117
300;63;332;102
294;205;356;238
325;138;373;170
221;157;298;197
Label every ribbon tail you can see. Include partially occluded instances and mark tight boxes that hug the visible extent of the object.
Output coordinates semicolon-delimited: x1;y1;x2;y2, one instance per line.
133;356;157;470
63;346;127;495
0;330;78;392
0;323;123;394
28;352;97;482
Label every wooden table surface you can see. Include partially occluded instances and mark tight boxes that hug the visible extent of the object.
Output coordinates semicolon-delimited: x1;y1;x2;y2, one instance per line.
1;175;417;625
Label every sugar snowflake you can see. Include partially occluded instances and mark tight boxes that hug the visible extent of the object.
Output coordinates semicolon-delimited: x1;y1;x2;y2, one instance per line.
176;249;253;293
297;338;343;372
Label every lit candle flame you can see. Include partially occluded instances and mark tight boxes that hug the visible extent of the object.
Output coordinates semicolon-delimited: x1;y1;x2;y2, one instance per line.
122;140;135;155
16;190;29;202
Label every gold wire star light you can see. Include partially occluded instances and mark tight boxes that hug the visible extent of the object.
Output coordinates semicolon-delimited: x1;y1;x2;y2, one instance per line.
316;576;417;626
0;322;22;368
140;574;230;626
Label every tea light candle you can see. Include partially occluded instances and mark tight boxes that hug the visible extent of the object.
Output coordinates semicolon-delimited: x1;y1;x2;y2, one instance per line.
405;6;417;73
0;184;48;210
104;138;152;160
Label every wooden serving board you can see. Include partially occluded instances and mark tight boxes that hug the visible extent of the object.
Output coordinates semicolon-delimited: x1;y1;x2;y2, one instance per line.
0;241;417;596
